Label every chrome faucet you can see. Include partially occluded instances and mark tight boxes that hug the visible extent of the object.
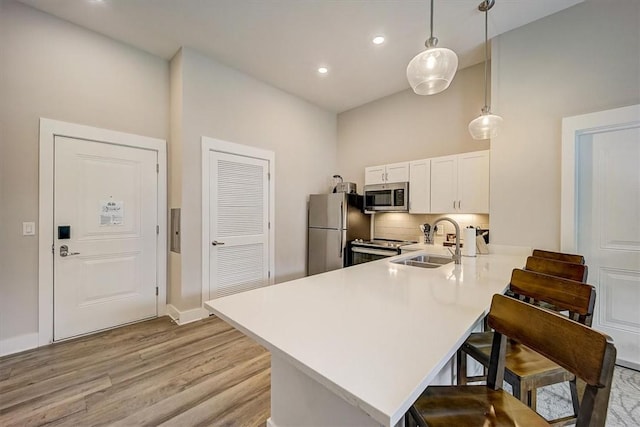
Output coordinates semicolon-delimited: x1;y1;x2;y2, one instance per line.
428;217;462;264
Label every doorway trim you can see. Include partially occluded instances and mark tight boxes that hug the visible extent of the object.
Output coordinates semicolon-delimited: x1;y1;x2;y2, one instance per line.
201;136;275;306
38;118;167;346
561;104;640;252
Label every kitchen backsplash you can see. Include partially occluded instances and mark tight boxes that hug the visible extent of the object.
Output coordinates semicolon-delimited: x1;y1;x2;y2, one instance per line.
373;212;490;244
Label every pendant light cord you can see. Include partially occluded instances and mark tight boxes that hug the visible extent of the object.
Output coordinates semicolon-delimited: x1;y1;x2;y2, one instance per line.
430;0;434;40
483;2;488;109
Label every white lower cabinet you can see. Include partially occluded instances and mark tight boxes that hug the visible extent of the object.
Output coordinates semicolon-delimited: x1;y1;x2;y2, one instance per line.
430;150;489;214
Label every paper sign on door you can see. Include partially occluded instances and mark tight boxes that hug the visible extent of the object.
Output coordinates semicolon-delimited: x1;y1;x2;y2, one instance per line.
100;200;124;225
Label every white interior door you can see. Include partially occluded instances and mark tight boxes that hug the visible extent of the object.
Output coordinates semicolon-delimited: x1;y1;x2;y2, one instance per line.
54;136;158;340
575;117;640;369
208;151;270;299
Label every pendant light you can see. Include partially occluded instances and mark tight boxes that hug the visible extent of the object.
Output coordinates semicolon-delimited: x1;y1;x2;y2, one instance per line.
468;0;503;140
407;0;458;95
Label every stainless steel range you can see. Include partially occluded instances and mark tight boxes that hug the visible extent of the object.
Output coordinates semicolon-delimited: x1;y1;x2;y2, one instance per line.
350;238;416;265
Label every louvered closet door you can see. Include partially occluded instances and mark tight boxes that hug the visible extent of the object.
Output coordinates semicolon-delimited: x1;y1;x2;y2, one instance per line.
209;151;270;298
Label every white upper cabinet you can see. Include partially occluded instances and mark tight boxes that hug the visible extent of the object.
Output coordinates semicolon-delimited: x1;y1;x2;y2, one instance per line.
458;151;490;213
430;155;458;213
365;162;409;185
364;165;386;185
430;150;489;214
409;159;431;214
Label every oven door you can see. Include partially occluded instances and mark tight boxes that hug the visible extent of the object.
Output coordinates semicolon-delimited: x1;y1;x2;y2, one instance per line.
351;247;397;265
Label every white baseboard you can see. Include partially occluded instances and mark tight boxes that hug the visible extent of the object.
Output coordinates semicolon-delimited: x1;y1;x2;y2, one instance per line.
0;332;39;357
166;304;209;325
0;307;209;358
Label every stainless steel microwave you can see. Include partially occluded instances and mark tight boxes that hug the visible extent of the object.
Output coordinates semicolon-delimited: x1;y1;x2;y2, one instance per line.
364;182;409;212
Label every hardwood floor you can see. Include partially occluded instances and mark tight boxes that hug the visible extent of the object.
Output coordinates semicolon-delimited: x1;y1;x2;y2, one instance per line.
0;316;270;426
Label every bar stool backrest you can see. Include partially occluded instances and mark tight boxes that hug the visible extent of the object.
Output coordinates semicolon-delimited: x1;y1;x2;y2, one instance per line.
487;294;616;427
525;256;588;282
509;268;595;326
532;249;585;265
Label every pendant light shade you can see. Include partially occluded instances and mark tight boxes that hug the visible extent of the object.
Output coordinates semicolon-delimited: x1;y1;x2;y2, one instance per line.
468;108;503;139
469;0;502;140
407;0;458;95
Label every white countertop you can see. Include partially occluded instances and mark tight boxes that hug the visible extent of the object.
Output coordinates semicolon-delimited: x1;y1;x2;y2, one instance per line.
205;250;527;427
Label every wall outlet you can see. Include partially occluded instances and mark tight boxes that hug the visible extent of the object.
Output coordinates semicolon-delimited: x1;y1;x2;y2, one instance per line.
23;222;36;236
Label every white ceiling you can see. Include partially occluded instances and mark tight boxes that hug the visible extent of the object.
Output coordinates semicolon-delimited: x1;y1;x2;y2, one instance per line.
18;0;583;113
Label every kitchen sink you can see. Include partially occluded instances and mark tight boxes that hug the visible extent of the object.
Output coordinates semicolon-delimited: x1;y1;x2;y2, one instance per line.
391;254;454;268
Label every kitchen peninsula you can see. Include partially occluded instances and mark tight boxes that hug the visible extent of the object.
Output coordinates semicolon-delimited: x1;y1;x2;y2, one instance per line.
205;250;528;427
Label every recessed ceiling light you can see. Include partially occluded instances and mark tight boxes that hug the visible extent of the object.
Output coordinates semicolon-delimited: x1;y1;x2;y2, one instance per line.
372;36;385;45
318;67;328;74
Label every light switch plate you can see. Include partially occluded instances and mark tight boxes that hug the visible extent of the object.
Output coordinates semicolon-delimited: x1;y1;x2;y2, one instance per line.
23;222;36;236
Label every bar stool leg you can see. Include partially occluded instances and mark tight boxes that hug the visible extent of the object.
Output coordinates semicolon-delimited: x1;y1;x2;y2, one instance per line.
456;349;468;385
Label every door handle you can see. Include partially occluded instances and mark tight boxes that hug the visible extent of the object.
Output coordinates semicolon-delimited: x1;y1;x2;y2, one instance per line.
59;245;80;257
211;241;225;246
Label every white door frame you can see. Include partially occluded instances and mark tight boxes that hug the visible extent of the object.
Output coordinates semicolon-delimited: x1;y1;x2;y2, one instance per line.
38;118;167;346
561;104;640;252
201;137;275;304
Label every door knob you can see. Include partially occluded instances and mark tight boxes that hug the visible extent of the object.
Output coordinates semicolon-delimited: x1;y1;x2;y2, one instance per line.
60;244;80;257
211;241;225;246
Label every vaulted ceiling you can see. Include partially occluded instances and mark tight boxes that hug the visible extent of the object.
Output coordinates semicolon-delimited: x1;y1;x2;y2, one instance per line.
19;0;583;112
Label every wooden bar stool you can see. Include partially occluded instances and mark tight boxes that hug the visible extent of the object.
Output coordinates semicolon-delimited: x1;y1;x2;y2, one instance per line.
525;255;588;282
410;294;616;427
532;249;585;265
456;269;596;425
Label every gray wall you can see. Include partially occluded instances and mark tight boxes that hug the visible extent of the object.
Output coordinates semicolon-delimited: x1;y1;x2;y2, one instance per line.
490;0;640;249
0;1;337;347
0;0;169;348
171;48;337;310
337;63;488;188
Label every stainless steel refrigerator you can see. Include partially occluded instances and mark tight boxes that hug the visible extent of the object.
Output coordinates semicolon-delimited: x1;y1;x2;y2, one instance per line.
307;193;370;276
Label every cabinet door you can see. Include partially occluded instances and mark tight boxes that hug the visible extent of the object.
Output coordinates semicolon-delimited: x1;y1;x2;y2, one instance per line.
430;155;458;213
385;162;410;183
458;151;489;213
364;165;386;185
409;159;431;213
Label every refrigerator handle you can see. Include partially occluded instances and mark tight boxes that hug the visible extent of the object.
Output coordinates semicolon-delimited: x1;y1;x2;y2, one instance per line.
338;201;344;258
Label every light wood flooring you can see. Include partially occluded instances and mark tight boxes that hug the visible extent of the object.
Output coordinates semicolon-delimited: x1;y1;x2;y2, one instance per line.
0;316;270;426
